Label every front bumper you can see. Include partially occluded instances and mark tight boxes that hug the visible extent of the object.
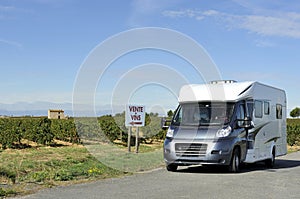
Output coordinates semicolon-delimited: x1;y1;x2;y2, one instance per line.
163;138;234;166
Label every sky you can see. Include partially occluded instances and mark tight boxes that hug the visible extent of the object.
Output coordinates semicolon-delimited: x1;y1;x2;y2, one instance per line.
1;0;300;115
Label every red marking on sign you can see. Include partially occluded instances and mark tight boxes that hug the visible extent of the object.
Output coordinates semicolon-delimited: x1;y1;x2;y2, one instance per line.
129;121;143;125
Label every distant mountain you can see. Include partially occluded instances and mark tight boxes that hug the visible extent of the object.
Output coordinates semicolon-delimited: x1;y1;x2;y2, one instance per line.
0;101;122;117
0;101;169;117
0;101;71;111
0;101;72;116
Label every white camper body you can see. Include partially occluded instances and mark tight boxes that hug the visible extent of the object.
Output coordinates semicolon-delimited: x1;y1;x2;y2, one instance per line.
163;80;287;171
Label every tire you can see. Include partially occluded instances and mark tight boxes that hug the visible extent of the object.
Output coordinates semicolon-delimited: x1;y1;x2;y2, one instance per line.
166;164;178;172
228;148;240;173
265;148;275;168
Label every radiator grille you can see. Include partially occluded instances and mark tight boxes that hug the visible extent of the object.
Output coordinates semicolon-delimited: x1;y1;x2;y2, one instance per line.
175;143;207;157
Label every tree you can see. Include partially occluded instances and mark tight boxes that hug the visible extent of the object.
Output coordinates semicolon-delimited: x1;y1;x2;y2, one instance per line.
290;107;300;118
167;110;174;118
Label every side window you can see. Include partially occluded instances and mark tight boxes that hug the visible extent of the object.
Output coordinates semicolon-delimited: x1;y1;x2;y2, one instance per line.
237;104;245;126
254;101;263;118
246;101;254;118
276;104;282;119
264;101;270;115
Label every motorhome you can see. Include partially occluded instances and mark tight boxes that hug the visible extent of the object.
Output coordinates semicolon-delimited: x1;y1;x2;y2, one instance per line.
163;80;287;172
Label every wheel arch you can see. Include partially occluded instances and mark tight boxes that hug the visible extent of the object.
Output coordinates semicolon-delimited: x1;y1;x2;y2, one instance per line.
231;144;242;161
270;142;276;158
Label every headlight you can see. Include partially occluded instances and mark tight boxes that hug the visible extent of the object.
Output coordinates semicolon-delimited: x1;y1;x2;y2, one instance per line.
166;128;174;138
216;126;232;137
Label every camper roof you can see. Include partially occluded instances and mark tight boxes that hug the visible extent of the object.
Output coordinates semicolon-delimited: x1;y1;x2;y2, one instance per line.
178;81;256;103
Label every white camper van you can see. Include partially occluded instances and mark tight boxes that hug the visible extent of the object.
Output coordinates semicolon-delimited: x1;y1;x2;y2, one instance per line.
163;80;287;172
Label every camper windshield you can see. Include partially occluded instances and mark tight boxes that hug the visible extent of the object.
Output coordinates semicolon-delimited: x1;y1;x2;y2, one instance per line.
172;102;235;126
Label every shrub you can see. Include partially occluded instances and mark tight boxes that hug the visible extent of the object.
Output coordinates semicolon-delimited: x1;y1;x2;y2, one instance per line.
287;119;300;146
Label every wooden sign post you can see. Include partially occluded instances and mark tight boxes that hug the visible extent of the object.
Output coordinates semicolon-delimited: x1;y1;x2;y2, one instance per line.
127;126;131;152
135;127;139;153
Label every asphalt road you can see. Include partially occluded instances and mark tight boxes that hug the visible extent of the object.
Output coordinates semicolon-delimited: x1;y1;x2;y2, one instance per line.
16;151;300;199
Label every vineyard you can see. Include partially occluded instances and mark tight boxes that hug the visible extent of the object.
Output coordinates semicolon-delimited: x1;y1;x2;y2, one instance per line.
0;113;165;197
0;113;166;149
0;117;78;149
0;116;299;197
287;119;300;146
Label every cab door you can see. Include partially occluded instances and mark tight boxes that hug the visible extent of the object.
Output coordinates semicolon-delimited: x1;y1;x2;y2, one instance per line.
234;102;248;161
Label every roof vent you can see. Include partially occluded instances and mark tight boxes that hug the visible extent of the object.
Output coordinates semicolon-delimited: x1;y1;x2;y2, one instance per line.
209;80;237;84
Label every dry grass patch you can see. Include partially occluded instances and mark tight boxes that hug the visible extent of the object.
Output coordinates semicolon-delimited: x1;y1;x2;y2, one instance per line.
0;144;123;198
0;140;164;198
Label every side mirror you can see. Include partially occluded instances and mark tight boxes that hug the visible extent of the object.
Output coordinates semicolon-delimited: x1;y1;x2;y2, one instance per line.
161;117;171;130
237;117;254;129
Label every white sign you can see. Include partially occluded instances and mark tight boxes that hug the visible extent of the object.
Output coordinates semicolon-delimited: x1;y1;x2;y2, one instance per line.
125;105;146;127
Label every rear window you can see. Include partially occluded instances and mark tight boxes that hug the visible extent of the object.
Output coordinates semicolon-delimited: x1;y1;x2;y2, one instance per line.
276;104;282;119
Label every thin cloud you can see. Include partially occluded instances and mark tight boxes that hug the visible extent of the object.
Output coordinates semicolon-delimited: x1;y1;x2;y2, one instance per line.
0;4;34;20
254;39;276;47
0;5;16;11
129;0;182;27
162;10;189;18
162;9;203;19
163;9;300;39
0;39;23;49
0;4;32;13
131;0;182;14
237;14;300;38
0;5;16;19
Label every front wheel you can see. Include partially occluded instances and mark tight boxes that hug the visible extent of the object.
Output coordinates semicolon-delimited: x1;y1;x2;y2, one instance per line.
166;164;178;172
228;148;240;173
265;148;275;168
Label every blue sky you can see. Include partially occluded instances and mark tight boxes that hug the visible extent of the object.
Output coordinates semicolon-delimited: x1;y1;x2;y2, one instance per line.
1;0;300;115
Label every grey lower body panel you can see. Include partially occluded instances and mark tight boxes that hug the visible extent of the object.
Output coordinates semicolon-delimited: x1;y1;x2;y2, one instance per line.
164;138;234;166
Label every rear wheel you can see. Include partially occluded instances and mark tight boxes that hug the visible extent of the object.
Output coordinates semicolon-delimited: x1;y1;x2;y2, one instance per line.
166;164;178;172
265;148;275;168
228;148;240;173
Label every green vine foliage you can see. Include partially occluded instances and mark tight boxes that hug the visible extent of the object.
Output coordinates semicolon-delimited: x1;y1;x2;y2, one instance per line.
287;119;300;146
21;118;53;145
51;119;80;144
0;118;22;149
98;115;122;142
0;113;167;149
0;118;78;149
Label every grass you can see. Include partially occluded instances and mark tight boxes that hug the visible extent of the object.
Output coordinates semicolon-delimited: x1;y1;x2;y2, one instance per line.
86;142;164;173
0;188;16;198
0;145;120;197
287;145;300;153
0;141;164;198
